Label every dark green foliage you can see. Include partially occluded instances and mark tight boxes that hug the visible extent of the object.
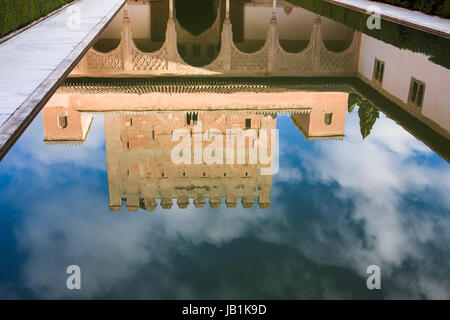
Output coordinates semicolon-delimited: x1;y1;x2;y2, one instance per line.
0;0;74;38
347;93;360;113
287;0;450;69
437;0;450;17
372;0;450;18
347;93;380;139
358;101;380;139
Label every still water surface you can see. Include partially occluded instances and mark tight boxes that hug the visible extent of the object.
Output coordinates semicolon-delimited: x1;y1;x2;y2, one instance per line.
1;108;449;299
0;0;449;299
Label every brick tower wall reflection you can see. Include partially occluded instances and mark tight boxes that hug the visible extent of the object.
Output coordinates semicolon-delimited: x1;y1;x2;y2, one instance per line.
290;101;346;141
43;106;93;145
105;112;276;211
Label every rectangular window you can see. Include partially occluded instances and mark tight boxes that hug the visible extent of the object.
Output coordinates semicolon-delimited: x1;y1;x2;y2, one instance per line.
408;78;425;108
373;58;385;84
186;113;191;125
324;112;333;126
186;113;198;125
245;119;251;129
58;114;68;129
193;112;198;125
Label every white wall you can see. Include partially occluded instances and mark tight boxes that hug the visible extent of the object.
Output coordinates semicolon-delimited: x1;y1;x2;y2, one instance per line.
358;34;450;132
129;5;150;39
99;5;151;39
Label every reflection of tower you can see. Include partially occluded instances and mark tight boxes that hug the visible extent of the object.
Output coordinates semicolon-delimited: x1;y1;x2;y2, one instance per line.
42;82;349;211
43;106;92;146
290;94;347;141
105;112;276;211
44;82;349;144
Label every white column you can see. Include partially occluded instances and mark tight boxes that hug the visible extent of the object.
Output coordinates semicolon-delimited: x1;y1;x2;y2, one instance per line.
267;0;278;73
221;0;232;71
166;0;177;72
312;17;322;72
122;5;133;71
148;3;152;41
272;0;277;20
169;0;174;18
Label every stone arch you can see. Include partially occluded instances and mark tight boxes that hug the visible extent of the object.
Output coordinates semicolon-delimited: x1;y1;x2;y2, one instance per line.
92;9;122;52
276;6;314;53
320;18;354;52
93;39;121;53
175;3;222;67
175;0;219;35
133;0;169;52
94;4;168;53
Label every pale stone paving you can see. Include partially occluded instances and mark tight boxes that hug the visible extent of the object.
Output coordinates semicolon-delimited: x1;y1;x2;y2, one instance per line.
0;0;126;155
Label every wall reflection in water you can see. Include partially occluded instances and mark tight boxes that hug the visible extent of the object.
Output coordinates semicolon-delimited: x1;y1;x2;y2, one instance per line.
42;84;348;211
2;0;447;300
77;0;449;146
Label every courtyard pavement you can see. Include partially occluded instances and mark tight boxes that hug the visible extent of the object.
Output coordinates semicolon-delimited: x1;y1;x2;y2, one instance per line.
0;0;126;158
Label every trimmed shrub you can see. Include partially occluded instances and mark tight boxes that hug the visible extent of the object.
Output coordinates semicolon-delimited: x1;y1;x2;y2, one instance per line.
0;0;74;38
437;0;450;17
372;0;450;18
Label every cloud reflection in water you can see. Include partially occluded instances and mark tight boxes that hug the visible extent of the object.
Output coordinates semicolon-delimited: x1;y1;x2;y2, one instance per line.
0;111;449;299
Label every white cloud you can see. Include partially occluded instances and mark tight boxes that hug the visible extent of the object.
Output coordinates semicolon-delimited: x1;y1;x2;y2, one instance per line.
274;167;303;183
3;114;106;171
298;111;450;298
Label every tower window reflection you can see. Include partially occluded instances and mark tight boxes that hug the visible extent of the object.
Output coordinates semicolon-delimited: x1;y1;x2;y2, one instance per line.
58;114;68;129
324;112;333;126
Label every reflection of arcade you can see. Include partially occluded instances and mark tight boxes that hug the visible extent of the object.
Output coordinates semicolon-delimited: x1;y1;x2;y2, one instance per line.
80;0;357;76
42;88;348;211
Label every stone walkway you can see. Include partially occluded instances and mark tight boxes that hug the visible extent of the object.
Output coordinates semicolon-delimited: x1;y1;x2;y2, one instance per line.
325;0;450;38
0;0;126;159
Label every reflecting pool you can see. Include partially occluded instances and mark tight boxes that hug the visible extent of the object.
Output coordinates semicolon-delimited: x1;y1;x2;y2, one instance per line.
0;0;449;299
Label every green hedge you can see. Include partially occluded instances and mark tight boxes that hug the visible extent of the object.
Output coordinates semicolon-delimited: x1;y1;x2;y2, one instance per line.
287;0;450;69
371;0;450;18
0;0;74;38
